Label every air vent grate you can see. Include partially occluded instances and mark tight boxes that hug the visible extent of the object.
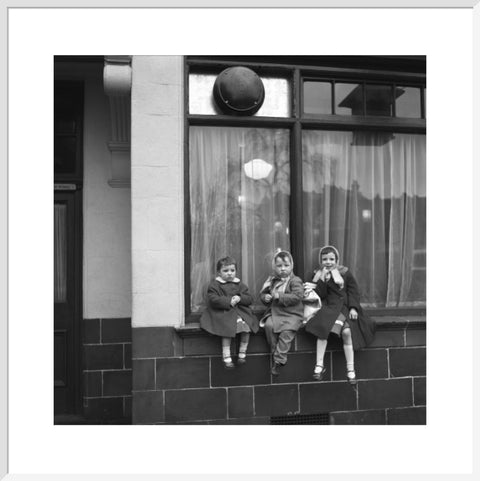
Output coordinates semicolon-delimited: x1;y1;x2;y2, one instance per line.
270;413;330;425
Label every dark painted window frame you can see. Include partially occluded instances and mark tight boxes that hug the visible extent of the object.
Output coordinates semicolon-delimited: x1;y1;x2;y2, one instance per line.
184;56;426;323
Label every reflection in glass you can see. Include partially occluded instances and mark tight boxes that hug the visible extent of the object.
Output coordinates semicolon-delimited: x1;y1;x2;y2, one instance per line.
302;130;426;307
54;204;67;303
335;83;363;115
304;81;332;114
396;86;421;118
190;126;290;312
366;84;393;116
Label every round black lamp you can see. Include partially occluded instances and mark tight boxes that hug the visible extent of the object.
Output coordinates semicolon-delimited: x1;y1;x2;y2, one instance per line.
213;66;265;116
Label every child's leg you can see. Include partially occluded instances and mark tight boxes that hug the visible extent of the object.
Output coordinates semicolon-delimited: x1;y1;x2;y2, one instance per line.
273;330;296;365
313;338;328;379
341;327;356;382
315;338;328;368
263;317;277;353
221;337;234;367
238;332;250;359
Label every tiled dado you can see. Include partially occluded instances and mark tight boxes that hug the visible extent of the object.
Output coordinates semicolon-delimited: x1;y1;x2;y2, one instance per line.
132;317;426;425
82;318;132;423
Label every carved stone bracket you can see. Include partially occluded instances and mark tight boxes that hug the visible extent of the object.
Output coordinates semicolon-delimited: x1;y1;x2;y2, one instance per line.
104;56;132;188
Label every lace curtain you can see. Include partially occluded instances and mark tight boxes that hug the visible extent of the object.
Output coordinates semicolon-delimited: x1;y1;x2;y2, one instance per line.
189;126;290;312
302;131;426;307
190;127;426;311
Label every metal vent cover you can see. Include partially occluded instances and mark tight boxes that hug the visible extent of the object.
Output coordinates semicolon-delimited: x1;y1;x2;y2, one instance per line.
270;412;330;425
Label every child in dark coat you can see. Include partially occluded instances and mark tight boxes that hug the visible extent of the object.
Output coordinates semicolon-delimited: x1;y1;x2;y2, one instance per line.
304;245;376;384
259;249;304;376
200;256;259;369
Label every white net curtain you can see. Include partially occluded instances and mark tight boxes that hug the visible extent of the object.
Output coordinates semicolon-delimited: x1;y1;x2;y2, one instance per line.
189;126;290;312
302;130;426;307
190;126;426;311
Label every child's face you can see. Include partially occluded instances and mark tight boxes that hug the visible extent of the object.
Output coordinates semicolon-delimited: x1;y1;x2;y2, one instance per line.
321;252;337;270
218;264;236;282
274;256;293;278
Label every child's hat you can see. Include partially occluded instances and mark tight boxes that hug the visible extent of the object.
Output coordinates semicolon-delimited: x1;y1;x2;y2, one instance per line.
272;247;294;269
319;245;340;265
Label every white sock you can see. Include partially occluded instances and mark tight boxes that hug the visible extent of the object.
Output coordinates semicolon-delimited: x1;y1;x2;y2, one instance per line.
343;342;355;376
238;343;248;358
239;333;249;358
222;338;231;360
315;338;328;371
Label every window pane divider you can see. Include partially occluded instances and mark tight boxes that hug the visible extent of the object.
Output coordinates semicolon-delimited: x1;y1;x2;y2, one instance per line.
187;115;296;127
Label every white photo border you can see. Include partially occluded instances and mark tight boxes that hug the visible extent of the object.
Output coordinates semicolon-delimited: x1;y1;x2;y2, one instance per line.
3;0;480;479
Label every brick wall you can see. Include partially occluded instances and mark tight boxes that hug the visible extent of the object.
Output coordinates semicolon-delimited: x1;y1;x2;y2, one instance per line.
82;318;132;423
131;317;426;425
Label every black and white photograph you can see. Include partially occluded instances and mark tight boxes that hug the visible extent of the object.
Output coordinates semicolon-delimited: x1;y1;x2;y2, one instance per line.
3;3;478;479
54;55;426;426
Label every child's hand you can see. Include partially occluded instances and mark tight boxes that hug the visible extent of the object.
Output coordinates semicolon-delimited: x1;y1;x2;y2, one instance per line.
349;308;358;320
319;267;330;281
264;294;273;303
230;295;241;307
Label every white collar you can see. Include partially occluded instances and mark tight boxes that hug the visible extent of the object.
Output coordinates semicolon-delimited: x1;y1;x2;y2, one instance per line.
215;276;241;284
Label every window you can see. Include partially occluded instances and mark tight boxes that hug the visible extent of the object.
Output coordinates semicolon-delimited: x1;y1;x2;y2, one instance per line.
190;126;290;311
302;130;425;307
186;57;426;316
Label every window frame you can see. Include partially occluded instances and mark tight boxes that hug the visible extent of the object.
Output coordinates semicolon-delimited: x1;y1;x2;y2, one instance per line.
184;57;426;321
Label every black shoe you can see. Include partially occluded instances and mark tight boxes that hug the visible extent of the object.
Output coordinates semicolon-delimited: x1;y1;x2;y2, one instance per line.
271;362;282;376
237;356;246;365
313;365;327;381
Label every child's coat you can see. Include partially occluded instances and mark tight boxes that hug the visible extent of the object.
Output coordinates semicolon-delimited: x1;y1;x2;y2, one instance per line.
200;278;259;338
305;269;376;350
259;275;304;332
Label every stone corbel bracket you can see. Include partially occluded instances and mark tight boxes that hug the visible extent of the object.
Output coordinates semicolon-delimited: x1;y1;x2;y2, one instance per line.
104;56;132;188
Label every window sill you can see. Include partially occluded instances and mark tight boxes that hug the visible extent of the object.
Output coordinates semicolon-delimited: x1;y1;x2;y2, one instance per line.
177;314;426;338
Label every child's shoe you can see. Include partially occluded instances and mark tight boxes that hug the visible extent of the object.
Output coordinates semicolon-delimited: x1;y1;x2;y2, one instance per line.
346;369;357;385
223;357;235;369
271;362;282;376
313;364;327;381
237;352;246;365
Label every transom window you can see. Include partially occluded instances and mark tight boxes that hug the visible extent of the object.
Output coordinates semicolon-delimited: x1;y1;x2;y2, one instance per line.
303;80;425;118
186;57;426;317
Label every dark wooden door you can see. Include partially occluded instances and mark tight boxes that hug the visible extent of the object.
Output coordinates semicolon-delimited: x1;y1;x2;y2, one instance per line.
54;188;82;415
54;78;84;418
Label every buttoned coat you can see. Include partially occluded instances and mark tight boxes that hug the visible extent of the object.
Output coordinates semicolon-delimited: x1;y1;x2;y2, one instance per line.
259;275;304;333
200;278;259;338
305;270;376;350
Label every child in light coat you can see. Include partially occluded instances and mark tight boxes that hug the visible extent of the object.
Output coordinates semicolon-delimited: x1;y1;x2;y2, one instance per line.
259;249;304;376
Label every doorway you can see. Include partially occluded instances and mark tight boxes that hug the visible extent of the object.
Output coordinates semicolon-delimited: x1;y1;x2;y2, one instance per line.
54;79;83;418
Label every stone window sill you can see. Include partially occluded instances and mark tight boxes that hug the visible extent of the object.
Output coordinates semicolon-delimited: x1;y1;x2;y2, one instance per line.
176;315;426;338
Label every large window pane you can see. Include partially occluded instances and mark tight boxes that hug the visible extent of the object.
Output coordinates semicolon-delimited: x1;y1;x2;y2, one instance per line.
190;126;290;312
302;130;426;308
